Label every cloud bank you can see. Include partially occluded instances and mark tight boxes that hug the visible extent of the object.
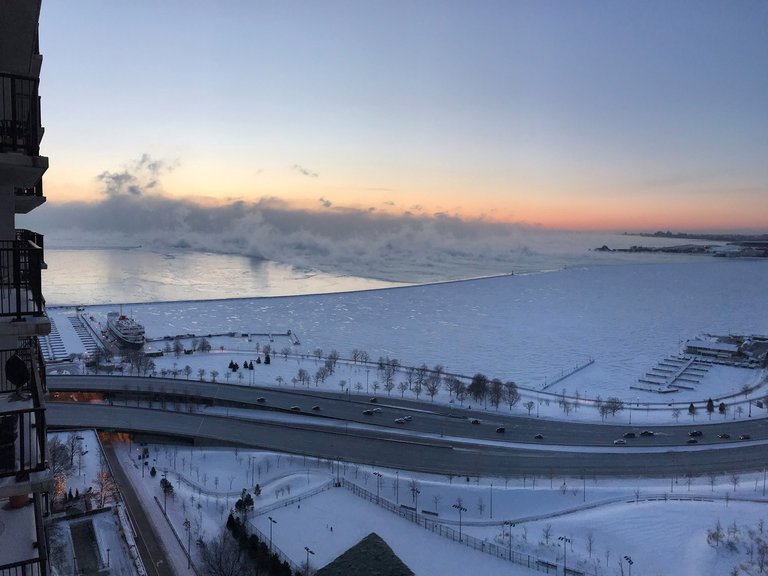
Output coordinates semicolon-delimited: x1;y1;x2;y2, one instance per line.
22;156;658;282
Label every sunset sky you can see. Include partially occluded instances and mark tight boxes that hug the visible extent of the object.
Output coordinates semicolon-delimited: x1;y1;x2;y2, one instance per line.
39;0;768;232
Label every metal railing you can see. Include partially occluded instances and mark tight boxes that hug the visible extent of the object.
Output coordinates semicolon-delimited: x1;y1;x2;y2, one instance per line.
15;230;44;262
0;558;44;576
0;239;45;320
341;478;593;576
1;338;47;395
0;406;48;480
14;179;44;199
0;72;41;156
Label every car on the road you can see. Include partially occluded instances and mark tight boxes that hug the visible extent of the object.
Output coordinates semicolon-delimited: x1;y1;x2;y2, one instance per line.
534;433;544;440
362;409;374;416
717;433;731;439
372;408;382;414
496;427;505;433
369;398;378;403
395;418;406;424
290;406;301;411
470;418;481;425
403;416;412;421
613;439;626;445
686;438;698;444
689;430;703;437
256;397;266;403
640;430;655;437
311;405;321;411
623;432;636;439
739;434;752;440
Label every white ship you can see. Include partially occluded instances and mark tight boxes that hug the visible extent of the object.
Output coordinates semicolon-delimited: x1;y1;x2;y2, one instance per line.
107;311;145;349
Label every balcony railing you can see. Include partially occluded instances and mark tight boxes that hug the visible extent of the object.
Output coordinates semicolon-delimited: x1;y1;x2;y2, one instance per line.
0;72;41;156
1;338;47;396
15;230;44;268
14;179;44;199
0;239;45;320
0;557;44;576
0;406;47;481
0;339;48;481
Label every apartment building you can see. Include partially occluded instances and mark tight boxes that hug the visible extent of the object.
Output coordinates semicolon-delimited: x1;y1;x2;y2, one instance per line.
1;1;52;574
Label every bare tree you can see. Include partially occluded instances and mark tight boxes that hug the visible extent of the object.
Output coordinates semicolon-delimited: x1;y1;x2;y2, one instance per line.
489;378;504;409
731;473;740;492
586;533;595;558
524;401;535;416
542;523;552;545
505;381;521;409
432;494;442;513
199;531;247;576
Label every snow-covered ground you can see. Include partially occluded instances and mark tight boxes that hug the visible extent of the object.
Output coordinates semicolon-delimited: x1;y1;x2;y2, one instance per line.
42;260;768;575
107;441;768;576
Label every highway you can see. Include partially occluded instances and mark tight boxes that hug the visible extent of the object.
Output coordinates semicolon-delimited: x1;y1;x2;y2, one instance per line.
47;375;768;477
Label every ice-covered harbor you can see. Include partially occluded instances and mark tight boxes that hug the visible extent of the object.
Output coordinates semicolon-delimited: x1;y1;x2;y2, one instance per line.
45;260;768;415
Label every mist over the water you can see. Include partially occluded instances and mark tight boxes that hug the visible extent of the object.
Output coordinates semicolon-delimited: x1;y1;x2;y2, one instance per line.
25;196;711;293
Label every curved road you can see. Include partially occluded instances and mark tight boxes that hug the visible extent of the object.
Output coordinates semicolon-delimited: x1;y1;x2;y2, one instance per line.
47;376;768;477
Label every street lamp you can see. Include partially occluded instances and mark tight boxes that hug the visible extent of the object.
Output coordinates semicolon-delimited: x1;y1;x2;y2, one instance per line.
304;546;314;576
106;548;110;568
162;471;168;514
268;516;277;553
624;555;633;576
373;472;382;503
559;536;571;575
452;503;467;541
411;487;420;519
183;518;191;569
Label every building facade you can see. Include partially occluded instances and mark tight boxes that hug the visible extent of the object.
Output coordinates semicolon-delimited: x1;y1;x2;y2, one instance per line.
1;1;52;574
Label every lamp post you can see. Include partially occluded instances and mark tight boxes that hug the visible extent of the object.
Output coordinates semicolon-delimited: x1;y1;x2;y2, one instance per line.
490;483;493;519
411;487;420;519
162;471;168;514
183;518;191;569
624;555;633;576
452;503;467;541
373;472;382;503
267;516;277;553
395;471;399;504
106;548;110;568
304;546;314;576
559;536;571;575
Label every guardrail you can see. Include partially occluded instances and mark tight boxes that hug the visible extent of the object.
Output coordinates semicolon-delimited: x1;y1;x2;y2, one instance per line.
340;478;595;576
0;239;45;320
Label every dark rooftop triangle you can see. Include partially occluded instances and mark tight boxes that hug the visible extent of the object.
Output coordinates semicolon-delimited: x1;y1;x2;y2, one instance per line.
315;532;414;576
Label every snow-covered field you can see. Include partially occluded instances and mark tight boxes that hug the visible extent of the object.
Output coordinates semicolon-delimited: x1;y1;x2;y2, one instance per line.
43;260;768;575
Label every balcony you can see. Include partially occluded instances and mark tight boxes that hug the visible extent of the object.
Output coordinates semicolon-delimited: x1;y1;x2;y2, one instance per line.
15;230;45;269
0;238;48;336
0;492;46;576
0;340;48;491
1;72;42;156
0;72;48;190
14;179;45;214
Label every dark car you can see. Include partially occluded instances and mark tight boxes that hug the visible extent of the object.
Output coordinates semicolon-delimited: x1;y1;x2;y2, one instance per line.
640;430;655;437
369;398;378;403
362;409;374;416
470;418;480;425
290;406;301;412
686;438;698;444
256;397;266;403
717;433;731;439
534;433;544;440
739;434;752;440
623;432;636;439
689;430;703;437
496;427;505;433
311;405;321;411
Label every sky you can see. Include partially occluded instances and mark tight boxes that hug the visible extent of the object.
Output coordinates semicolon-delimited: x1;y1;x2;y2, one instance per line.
36;0;768;234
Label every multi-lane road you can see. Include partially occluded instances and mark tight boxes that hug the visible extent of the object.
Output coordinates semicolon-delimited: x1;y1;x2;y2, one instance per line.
48;375;768;477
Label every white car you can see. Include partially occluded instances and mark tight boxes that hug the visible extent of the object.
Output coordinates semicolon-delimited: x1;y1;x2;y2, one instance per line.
613;439;626;445
394;418;406;424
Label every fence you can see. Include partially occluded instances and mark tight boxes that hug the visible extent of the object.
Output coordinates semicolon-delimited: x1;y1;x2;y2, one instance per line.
244;519;301;574
340;478;593;576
